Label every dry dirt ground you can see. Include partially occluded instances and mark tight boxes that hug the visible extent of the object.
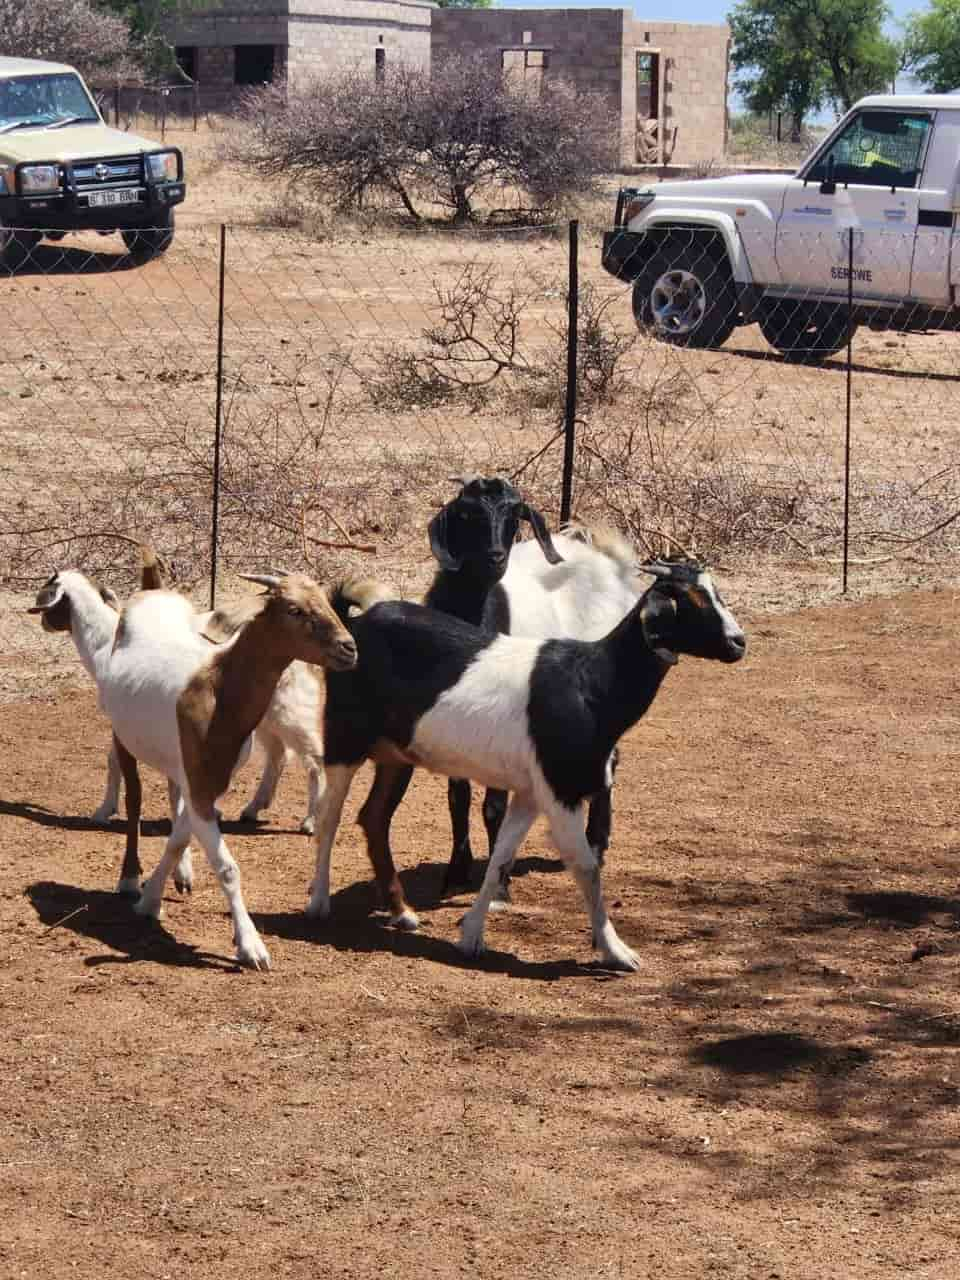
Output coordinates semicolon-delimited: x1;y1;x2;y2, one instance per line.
2;588;960;1280
2;125;960;1279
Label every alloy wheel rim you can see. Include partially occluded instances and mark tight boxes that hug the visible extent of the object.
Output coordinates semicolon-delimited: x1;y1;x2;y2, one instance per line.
650;269;707;335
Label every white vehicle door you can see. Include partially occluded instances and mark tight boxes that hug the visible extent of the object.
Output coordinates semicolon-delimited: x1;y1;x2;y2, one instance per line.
774;109;933;303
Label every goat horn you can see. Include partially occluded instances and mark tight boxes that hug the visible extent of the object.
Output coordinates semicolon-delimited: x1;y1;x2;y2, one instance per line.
237;573;284;590
637;560;673;578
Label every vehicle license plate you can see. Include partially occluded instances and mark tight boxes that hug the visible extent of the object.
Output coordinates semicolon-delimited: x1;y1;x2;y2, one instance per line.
88;189;140;208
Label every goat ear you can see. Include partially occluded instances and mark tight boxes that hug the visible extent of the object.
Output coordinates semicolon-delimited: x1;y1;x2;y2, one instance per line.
99;585;121;609
27;581;66;613
518;503;563;565
639;590;678;666
428;507;461;572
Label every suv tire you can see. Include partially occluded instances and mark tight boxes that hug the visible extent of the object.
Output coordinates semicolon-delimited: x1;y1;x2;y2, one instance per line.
632;236;739;349
757;299;856;363
121;208;175;262
0;224;41;270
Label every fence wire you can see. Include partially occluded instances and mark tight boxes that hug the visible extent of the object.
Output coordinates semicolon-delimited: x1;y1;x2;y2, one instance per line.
2;218;959;700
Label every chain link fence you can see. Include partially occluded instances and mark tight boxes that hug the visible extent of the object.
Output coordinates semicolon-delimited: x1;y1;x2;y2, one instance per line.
2;217;959;698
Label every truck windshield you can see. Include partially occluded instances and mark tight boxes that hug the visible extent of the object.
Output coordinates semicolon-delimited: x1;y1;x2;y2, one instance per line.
0;73;100;132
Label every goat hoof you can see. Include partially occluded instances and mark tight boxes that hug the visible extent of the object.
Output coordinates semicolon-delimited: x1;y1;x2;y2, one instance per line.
299;816;315;836
92;807;117;826
236;935;272;971
237;808;258;825
304;897;330;920
132;892;163;920
390;908;420;932
115;875;142;897
599;945;641;973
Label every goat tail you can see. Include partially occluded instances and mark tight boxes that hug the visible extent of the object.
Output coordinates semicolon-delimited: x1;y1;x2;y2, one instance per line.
330;575;394;622
139;543;169;592
560;521;638;571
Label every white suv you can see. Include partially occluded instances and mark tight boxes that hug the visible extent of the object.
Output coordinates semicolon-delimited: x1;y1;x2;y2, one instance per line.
602;94;960;360
0;55;186;266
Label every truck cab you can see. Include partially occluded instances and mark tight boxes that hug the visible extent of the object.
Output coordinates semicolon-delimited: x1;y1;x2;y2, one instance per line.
602;94;960;358
0;55;186;268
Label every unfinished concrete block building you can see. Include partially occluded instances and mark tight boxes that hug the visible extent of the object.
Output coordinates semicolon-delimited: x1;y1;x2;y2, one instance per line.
432;9;730;168
165;0;432;108
164;4;728;165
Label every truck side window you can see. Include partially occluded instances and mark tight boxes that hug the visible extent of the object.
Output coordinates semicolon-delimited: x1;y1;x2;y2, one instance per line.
807;111;932;189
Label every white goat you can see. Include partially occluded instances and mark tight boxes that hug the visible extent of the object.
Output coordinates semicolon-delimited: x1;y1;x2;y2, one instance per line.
31;570;357;969
94;567;327;836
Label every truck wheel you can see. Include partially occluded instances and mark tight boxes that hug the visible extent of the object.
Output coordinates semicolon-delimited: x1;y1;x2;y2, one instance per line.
632;239;739;349
0;225;41;268
121;209;175;262
757;300;856;363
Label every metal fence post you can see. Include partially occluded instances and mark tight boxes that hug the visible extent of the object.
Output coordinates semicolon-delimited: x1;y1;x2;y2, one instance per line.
560;218;579;526
210;224;227;609
842;226;854;594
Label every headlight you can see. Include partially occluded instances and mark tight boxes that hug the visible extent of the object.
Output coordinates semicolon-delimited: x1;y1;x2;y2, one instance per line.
146;151;179;182
19;164;61;195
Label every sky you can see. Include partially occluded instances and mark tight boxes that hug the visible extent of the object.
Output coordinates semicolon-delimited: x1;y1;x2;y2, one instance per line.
497;0;922;24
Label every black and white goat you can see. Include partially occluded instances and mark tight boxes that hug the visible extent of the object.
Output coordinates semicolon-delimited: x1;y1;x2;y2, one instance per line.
306;560;746;971
424;476;646;891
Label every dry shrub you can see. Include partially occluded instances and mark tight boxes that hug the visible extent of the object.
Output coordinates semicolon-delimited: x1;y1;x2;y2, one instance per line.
571;346;829;562
352;266;635;416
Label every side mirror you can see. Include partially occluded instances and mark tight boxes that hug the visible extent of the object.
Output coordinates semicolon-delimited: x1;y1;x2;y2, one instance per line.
819;154;837;196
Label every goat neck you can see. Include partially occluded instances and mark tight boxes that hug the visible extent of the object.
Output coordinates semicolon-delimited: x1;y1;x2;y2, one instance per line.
62;573;120;684
575;600;674;741
424;565;506;631
208;607;297;739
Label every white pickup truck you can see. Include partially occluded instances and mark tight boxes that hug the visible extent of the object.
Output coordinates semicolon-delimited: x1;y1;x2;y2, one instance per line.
602;93;960;360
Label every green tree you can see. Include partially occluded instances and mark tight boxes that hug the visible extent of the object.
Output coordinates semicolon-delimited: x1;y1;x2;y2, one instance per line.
903;0;960;92
729;0;899;133
95;1;189;77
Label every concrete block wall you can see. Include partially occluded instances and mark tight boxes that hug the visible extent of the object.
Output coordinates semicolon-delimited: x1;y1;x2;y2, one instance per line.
625;19;729;165
287;0;431;89
434;8;729;169
432;8;625;104
164;0;430;104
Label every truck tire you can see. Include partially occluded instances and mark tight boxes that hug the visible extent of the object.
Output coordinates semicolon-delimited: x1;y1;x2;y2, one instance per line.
121;209;175;262
757;299;856;363
631;237;739;350
0;224;41;269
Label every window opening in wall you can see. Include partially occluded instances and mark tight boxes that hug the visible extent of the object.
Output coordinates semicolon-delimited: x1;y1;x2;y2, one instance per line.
501;48;548;93
175;46;197;81
375;47;386;84
234;45;275;86
636;51;661;163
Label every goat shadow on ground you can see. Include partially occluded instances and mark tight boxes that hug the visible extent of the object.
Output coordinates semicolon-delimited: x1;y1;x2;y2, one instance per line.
3;243;139;278
328;849;564;912
254;877;594;983
0;798;303;839
25;880;239;972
